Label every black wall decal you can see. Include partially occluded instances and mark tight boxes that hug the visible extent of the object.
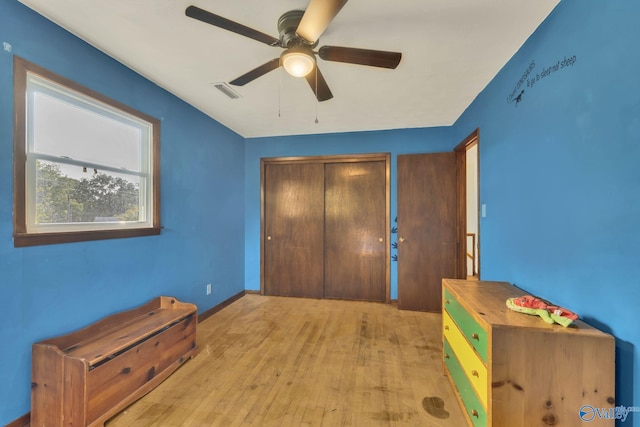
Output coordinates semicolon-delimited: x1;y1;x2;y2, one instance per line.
391;216;398;262
507;55;577;107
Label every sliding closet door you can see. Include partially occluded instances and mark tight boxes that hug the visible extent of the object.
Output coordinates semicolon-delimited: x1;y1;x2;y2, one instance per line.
324;161;386;301
264;162;325;298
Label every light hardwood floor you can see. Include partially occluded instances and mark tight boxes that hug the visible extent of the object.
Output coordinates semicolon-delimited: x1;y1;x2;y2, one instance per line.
106;294;466;427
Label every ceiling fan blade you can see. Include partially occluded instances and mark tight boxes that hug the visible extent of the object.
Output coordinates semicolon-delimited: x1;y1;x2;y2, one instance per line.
305;66;333;102
319;46;402;69
186;6;280;47
229;58;281;86
296;0;348;44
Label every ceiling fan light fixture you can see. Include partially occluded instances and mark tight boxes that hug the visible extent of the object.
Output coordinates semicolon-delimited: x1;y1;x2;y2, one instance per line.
281;47;315;78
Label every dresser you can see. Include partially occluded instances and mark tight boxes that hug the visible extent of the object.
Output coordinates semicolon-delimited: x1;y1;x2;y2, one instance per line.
442;279;615;427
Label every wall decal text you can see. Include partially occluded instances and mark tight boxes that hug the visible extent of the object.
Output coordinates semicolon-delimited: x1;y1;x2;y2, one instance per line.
507;55;577;107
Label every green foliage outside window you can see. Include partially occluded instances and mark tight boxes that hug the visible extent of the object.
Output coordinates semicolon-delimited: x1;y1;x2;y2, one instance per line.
36;162;139;225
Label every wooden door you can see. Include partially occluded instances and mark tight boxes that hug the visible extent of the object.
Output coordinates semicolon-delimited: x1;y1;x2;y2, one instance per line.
324;161;386;301
397;153;457;312
264;162;325;298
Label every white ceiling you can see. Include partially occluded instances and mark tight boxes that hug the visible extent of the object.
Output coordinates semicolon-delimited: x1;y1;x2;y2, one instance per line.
18;0;559;138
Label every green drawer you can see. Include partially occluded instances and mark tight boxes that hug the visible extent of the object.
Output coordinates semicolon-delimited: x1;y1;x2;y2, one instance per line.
444;338;488;427
443;288;488;363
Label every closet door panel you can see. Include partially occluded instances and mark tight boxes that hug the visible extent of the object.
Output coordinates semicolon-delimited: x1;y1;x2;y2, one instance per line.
264;163;325;298
324;161;386;301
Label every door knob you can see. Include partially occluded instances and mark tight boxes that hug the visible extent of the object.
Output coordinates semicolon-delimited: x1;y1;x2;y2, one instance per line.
378;237;384;242
267;235;272;241
399;237;406;243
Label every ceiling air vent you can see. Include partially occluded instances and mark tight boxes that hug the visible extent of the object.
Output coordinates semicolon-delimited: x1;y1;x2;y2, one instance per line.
211;82;241;99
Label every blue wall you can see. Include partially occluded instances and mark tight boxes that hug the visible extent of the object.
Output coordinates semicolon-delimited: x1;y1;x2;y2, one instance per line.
0;2;245;424
453;0;640;423
244;127;455;298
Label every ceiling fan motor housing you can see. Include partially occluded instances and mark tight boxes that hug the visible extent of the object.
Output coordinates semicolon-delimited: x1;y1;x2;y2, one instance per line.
278;10;316;48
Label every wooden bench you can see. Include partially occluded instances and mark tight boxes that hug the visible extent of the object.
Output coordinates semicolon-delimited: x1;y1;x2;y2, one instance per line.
31;296;198;427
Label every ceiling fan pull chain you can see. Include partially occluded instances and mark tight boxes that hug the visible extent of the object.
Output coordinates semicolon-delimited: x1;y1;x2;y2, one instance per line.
278;66;282;118
315;66;319;124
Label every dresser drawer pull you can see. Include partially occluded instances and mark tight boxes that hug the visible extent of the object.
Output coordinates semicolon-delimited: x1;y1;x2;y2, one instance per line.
471;409;479;418
444;325;449;330
444;299;450;304
444;353;450;359
471;333;479;340
471;370;479;377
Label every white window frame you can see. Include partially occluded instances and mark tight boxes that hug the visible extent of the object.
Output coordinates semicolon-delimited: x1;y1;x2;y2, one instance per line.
13;57;161;247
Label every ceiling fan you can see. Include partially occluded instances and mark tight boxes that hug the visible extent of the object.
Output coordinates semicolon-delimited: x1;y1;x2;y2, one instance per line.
185;0;402;101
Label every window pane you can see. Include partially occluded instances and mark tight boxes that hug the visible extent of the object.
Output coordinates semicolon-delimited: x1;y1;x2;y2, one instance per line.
30;83;144;172
35;159;141;225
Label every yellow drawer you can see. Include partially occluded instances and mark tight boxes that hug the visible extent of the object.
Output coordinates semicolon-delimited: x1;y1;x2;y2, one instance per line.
443;310;488;409
443;287;488;363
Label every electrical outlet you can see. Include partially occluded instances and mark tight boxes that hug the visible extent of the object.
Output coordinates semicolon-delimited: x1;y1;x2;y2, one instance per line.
206;284;212;295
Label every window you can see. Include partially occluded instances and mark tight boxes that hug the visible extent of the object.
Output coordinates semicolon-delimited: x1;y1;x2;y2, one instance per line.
13;57;160;247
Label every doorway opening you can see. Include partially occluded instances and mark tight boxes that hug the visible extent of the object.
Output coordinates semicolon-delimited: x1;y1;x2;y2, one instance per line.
455;129;480;280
